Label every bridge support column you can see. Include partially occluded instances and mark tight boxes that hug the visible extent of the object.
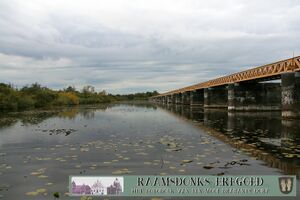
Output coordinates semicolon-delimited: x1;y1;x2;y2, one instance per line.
175;93;182;104
228;84;235;110
190;89;204;106
167;95;172;104
157;97;160;103
171;94;176;104
204;88;210;107
179;93;183;104
281;72;300;118
228;83;281;111
163;96;166;104
186;91;191;105
182;91;191;105
204;86;228;108
182;93;185;104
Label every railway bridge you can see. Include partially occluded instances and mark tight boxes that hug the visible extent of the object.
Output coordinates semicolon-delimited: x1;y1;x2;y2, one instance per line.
150;56;300;118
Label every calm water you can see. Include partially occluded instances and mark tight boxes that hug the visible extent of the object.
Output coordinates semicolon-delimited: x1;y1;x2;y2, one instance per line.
0;102;299;199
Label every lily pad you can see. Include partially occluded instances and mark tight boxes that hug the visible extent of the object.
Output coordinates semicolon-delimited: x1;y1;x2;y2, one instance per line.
181;160;193;164
26;191;39;196
203;165;214;169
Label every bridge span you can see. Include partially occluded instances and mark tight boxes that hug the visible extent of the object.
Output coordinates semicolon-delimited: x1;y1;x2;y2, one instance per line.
150;56;300;118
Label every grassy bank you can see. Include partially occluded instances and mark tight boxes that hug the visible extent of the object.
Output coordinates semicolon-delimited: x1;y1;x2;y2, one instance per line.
0;83;158;112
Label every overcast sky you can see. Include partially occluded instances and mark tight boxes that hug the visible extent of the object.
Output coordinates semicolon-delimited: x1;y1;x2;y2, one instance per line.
0;0;299;94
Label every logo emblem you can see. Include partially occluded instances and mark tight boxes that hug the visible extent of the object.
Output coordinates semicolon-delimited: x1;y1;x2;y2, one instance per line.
279;177;293;194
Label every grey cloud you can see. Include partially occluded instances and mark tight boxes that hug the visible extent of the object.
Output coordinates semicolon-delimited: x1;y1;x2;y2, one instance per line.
0;0;300;94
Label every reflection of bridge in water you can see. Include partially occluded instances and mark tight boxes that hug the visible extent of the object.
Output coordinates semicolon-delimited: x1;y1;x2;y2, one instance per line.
151;56;300;118
157;103;300;177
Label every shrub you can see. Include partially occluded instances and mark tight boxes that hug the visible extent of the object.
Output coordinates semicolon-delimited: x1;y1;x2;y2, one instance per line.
0;94;18;111
53;92;79;106
34;90;58;108
17;95;35;110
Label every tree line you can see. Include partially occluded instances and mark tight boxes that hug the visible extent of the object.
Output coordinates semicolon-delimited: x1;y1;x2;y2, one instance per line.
0;83;159;112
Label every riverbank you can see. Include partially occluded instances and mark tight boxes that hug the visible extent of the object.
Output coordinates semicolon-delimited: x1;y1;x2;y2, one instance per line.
0;83;158;112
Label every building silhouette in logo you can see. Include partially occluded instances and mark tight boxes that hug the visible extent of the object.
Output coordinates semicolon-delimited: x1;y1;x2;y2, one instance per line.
72;181;91;195
107;178;122;195
91;180;105;195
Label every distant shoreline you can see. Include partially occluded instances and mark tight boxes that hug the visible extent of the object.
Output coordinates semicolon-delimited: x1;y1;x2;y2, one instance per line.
0;83;158;113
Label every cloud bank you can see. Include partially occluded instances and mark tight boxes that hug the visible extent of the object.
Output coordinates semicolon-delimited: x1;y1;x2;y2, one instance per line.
0;0;300;93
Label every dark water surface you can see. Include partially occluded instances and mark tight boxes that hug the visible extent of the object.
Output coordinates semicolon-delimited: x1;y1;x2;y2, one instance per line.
0;102;299;199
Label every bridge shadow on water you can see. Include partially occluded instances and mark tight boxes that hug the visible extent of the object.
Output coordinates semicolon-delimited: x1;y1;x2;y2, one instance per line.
157;103;300;178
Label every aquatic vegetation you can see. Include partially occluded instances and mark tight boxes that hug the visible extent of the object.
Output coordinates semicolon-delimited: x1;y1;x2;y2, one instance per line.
112;168;132;175
181;160;193;165
26;188;47;196
53;192;60;198
30;168;46;176
203;165;214;169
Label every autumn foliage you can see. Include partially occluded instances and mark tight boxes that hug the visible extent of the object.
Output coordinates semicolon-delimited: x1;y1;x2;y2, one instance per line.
0;83;159;112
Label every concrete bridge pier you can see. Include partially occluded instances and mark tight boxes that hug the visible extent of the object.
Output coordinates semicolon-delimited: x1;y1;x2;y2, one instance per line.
181;93;185;104
161;96;165;104
159;96;162;104
281;72;300;118
228;82;281;111
167;95;172;104
171;94;176;104
190;89;204;106
204;86;228;108
182;91;191;105
175;93;182;104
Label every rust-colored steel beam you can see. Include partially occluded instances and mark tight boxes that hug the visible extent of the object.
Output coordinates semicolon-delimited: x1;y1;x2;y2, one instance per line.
153;56;300;98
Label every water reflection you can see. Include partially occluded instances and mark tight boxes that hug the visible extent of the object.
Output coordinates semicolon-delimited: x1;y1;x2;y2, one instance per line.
159;104;300;177
0;102;299;199
0;105;107;129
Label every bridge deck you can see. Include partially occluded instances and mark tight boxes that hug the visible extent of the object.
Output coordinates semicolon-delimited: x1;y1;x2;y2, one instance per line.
155;56;300;97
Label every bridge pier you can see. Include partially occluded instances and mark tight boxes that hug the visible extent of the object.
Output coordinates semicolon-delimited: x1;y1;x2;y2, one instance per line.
167;95;172;104
161;96;165;104
204;86;228;108
171;94;176;104
182;91;191;105
159;96;163;104
281;72;300;118
228;82;281;111
174;93;181;104
181;93;185;104
190;89;204;106
159;97;163;103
